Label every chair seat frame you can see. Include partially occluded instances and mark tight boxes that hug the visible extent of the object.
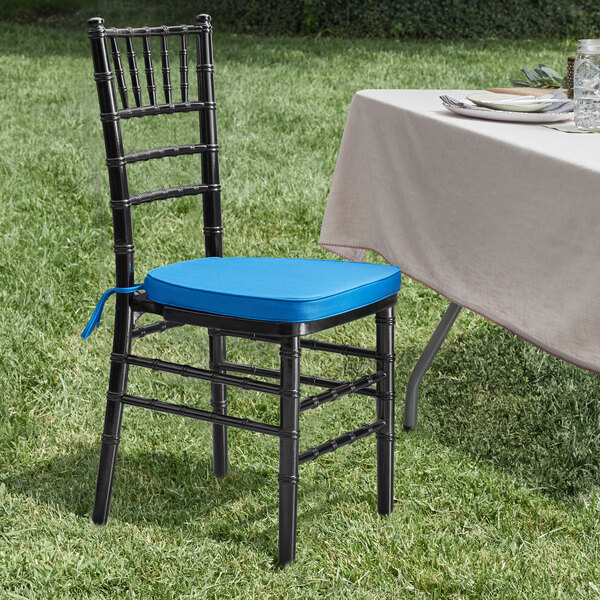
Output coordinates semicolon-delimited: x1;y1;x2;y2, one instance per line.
87;14;397;565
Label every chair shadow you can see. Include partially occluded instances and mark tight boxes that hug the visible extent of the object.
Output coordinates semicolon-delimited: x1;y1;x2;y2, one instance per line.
6;442;276;547
400;325;600;501
6;441;365;559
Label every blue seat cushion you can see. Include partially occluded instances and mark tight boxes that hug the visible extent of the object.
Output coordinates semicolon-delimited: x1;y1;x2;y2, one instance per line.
144;257;401;323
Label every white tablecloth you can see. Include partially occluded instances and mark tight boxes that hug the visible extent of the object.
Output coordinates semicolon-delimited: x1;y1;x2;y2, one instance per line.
320;90;600;372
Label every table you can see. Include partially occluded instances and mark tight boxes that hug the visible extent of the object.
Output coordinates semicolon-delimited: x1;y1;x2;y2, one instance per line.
319;90;600;428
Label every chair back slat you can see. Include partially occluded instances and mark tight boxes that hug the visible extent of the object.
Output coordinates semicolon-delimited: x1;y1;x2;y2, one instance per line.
117;100;209;120
179;34;189;102
109;38;129;108
124;143;217;164
105;24;204;37
128;183;220;207
142;35;157;105
125;36;142;107
160;34;172;104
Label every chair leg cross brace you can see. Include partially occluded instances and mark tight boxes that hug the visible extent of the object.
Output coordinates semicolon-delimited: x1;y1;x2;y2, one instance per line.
298;419;386;465
299;371;385;412
111;391;280;436
114;352;281;395
221;360;379;397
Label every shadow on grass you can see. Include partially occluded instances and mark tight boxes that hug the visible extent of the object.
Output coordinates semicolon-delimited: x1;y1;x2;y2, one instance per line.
401;322;600;501
7;443;275;529
5;441;366;558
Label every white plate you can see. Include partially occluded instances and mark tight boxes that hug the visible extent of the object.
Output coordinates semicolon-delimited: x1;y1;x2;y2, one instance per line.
443;103;573;123
466;91;552;112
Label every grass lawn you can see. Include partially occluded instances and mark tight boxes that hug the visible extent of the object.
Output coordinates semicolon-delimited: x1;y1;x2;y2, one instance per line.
1;20;599;599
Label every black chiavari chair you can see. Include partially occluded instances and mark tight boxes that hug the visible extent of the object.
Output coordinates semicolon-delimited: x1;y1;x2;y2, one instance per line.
84;14;401;565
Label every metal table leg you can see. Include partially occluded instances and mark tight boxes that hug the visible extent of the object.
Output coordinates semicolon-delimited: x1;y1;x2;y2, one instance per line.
404;302;462;431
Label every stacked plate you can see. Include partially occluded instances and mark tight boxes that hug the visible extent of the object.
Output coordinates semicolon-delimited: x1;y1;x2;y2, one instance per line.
441;91;574;123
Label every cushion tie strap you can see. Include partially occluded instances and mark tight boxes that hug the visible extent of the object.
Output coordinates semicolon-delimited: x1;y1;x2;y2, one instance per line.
81;284;144;340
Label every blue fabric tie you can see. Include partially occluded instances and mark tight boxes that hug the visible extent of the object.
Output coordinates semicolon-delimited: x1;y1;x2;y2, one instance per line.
81;284;143;340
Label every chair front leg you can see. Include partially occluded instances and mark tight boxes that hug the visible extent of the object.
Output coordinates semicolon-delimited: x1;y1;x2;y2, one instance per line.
209;332;228;478
376;307;395;515
278;336;301;565
92;298;132;525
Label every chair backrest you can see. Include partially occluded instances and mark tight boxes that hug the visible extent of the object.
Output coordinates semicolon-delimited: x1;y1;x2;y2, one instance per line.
87;14;222;289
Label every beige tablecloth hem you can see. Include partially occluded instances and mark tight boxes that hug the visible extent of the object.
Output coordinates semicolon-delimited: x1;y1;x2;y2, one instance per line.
321;239;600;375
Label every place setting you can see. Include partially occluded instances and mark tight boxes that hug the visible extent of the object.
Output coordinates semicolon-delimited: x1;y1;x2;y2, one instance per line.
440;50;600;132
440;89;574;123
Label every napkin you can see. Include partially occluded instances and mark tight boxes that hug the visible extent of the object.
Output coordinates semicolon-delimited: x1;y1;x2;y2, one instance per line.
543;121;600;133
535;90;573;113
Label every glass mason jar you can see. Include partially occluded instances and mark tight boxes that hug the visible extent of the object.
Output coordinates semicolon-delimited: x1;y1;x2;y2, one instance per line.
574;39;600;130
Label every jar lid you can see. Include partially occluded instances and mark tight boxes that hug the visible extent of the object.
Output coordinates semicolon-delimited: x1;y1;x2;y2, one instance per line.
578;39;600;52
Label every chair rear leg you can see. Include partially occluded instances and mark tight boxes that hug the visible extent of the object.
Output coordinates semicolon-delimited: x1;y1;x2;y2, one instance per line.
93;355;129;525
93;395;124;524
92;298;133;525
278;336;301;565
209;332;228;478
376;307;396;515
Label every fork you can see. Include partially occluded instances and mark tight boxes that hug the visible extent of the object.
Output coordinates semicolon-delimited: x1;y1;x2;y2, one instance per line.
439;95;470;108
